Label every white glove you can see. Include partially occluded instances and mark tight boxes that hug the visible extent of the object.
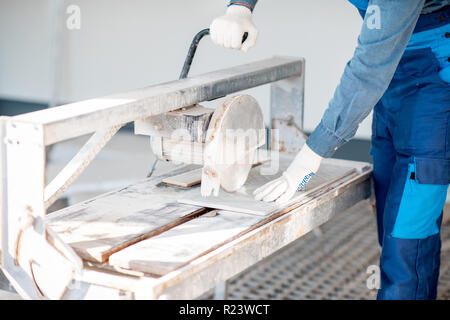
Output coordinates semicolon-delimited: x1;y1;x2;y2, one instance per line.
210;5;258;52
253;144;323;204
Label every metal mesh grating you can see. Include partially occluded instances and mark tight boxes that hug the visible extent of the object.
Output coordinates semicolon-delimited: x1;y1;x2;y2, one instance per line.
223;200;450;300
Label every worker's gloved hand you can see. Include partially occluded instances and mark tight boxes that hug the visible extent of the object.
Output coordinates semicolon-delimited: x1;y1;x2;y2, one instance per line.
210;5;258;52
253;144;323;204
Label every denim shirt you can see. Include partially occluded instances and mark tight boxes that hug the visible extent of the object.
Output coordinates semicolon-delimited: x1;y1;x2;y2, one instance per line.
229;0;436;157
348;0;450;14
307;0;427;157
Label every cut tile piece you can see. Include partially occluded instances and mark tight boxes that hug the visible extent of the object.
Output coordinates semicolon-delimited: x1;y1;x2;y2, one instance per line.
178;159;356;216
46;175;205;263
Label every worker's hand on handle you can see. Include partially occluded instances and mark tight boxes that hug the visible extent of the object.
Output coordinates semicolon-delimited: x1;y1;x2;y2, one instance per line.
210;5;258;52
254;144;323;204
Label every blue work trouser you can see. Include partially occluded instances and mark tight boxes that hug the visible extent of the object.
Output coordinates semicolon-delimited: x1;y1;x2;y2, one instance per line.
370;7;450;300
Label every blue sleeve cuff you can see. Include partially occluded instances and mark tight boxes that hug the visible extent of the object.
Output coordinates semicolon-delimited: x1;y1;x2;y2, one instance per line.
306;121;347;158
228;0;258;12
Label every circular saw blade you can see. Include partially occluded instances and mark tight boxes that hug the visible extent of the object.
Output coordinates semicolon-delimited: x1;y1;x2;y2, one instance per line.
203;94;265;193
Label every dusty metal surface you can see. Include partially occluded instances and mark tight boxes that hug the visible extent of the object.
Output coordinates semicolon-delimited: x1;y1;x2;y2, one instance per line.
270;75;306;154
0;57;306;299
210;200;450;300
140;171;372;300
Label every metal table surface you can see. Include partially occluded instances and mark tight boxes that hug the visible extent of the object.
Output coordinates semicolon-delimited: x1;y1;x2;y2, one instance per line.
53;158;373;300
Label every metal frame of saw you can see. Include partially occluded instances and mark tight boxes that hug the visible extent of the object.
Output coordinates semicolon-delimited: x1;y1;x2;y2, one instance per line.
0;57;305;299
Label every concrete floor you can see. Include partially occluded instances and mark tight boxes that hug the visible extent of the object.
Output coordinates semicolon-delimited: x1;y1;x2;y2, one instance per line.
1;131;449;299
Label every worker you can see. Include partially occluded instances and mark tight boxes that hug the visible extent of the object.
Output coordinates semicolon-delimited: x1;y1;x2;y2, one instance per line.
209;0;450;300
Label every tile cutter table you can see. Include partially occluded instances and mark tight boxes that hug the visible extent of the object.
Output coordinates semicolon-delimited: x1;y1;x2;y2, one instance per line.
0;56;373;299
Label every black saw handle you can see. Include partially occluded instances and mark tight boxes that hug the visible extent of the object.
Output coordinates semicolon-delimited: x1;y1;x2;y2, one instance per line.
179;28;249;79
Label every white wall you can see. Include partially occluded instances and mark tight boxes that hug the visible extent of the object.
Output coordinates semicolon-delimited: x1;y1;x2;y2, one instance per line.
0;0;372;139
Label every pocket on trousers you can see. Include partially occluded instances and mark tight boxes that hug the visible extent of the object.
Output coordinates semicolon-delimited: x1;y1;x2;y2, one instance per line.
392;159;449;239
415;157;450;185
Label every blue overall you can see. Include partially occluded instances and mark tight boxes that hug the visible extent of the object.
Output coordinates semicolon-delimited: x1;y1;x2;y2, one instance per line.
359;6;450;299
232;0;450;299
